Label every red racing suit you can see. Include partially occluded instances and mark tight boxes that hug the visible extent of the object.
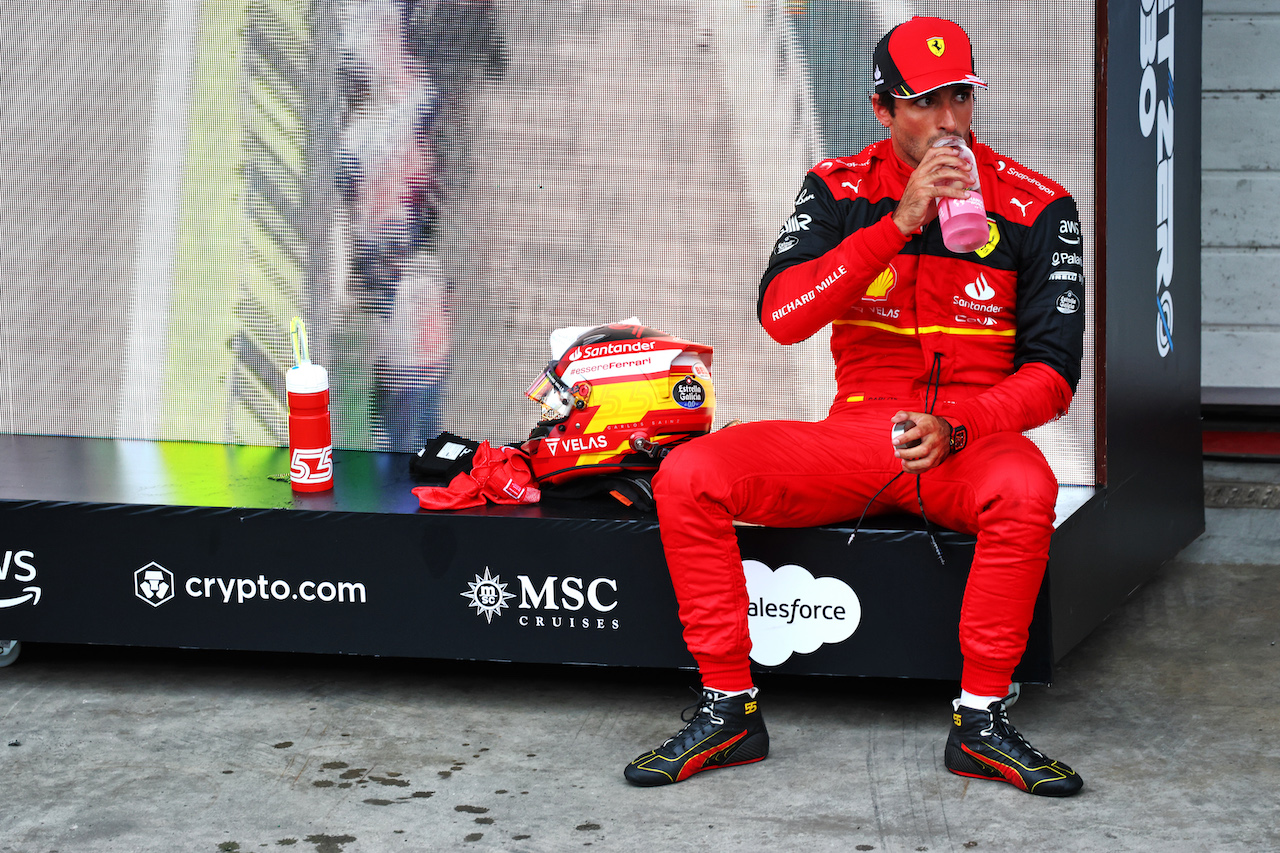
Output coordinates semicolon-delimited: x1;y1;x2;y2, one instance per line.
653;136;1085;696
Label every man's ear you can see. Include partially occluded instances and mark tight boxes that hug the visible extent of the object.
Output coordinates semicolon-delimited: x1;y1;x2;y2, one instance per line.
870;94;893;130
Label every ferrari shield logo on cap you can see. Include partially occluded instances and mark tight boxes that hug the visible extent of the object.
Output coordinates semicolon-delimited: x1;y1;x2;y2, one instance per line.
928;36;946;57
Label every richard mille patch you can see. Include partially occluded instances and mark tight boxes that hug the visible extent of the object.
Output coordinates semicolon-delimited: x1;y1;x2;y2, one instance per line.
673;376;706;409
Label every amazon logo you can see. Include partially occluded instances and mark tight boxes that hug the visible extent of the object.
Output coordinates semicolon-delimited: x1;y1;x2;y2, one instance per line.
0;550;41;609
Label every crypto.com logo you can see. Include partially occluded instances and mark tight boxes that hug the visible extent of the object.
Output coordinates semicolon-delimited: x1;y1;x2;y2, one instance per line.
135;562;175;607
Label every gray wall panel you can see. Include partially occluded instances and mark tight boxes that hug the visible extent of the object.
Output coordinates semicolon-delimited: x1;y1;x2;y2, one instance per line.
0;2;166;434
1200;7;1280;392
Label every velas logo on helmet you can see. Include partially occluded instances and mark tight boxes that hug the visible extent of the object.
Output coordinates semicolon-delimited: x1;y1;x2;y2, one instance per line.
873;16;987;98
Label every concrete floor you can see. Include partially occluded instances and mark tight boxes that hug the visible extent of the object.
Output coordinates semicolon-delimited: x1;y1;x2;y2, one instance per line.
2;471;1278;853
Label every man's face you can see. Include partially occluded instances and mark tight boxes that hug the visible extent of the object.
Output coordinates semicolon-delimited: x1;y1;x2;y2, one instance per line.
872;85;975;168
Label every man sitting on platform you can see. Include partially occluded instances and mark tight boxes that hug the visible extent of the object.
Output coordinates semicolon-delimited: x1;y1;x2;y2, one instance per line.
624;16;1086;797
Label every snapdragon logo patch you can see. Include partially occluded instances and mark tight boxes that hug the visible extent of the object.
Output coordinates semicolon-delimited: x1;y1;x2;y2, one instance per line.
743;560;861;666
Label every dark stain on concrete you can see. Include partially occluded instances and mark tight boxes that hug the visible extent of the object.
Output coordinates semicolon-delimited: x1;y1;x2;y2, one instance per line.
464;833;483;842
303;834;356;853
455;805;490;814
321;762;348;770
369;775;410;787
273;742;293;749
576;823;601;832
363;798;394;806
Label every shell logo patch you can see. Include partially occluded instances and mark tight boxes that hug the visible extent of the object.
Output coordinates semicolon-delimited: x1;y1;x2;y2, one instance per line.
928;37;946;57
863;265;897;301
974;219;1000;258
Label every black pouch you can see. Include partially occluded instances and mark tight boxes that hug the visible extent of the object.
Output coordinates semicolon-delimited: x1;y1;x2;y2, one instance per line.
541;474;657;513
410;432;482;482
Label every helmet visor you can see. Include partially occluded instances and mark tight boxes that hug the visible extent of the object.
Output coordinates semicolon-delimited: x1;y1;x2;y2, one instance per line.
525;362;573;418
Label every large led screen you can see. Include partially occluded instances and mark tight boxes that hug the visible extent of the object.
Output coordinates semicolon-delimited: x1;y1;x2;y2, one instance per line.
1;0;1096;484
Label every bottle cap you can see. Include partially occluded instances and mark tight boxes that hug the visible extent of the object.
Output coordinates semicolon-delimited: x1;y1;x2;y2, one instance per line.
287;363;329;394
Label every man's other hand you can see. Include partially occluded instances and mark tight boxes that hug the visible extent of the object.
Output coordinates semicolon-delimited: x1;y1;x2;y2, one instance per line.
891;411;952;473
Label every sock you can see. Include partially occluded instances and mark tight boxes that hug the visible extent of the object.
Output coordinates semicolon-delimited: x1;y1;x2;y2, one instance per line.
958;690;1002;711
705;686;759;700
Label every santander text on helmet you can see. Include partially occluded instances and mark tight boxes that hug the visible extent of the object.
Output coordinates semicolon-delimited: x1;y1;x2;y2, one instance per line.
570;340;659;360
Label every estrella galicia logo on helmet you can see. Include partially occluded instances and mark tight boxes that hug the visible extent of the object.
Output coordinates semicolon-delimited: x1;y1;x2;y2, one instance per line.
135;562;175;607
461;567;515;623
673;376;706;409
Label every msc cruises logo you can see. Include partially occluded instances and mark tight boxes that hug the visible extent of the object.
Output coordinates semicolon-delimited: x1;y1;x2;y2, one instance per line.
461;567;515;623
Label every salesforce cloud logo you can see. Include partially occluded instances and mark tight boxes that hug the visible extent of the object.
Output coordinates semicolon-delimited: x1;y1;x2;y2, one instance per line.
743;560;861;666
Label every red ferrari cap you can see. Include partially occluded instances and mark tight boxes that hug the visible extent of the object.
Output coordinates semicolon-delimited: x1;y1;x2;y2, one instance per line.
873;17;987;98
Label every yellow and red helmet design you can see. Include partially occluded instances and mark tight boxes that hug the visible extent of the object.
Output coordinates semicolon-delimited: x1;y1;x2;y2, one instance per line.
521;322;715;485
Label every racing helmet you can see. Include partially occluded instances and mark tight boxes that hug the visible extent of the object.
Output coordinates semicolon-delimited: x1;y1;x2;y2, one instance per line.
521;322;715;485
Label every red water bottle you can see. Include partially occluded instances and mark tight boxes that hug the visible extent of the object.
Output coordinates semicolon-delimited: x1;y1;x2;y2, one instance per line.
287;318;334;492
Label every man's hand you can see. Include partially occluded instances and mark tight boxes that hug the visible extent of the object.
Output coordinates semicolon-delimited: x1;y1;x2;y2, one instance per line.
890;144;975;236
890;411;952;473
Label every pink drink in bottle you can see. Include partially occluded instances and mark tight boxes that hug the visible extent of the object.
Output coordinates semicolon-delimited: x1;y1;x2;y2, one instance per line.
934;135;988;253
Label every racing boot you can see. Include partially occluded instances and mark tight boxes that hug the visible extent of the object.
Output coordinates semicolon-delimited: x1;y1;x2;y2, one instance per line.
624;688;769;786
944;696;1083;797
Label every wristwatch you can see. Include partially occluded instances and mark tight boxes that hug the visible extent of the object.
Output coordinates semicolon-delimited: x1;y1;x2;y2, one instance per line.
948;421;968;454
